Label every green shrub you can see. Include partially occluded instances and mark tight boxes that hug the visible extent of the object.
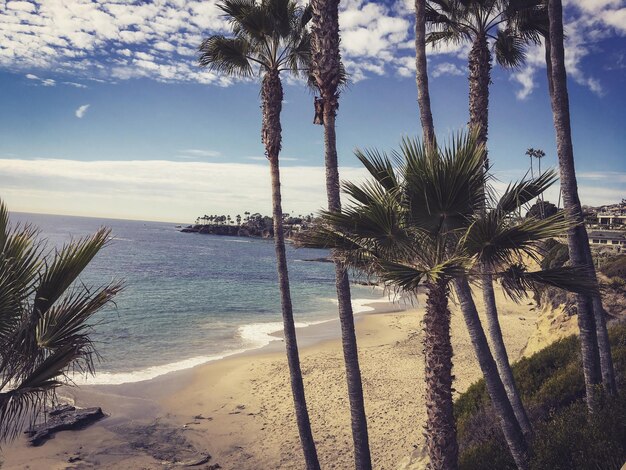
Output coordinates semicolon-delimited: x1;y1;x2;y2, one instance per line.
601;255;626;280
530;399;626;470
457;323;626;470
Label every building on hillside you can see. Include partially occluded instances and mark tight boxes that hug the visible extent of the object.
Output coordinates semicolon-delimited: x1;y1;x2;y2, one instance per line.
589;230;626;251
597;213;626;226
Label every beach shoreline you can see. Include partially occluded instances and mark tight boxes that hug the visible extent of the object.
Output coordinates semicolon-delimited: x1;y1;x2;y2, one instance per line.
2;288;539;469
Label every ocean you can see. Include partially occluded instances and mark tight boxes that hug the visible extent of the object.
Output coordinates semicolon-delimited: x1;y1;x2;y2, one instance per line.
10;212;384;385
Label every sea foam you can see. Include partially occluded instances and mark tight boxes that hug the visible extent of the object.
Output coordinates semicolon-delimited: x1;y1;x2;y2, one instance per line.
78;298;382;386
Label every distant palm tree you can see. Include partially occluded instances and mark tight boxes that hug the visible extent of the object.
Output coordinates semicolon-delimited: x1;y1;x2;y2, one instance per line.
525;148;536;178
309;0;372;467
545;0;616;405
198;1;320;467
0;201;122;442
299;132;598;470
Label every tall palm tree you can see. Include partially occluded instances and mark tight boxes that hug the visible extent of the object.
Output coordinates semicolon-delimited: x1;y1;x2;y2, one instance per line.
426;0;543;158
299;133;597;470
0;201;122;442
426;0;546;436
198;2;321;467
545;0;616;406
415;0;436;148
309;0;372;468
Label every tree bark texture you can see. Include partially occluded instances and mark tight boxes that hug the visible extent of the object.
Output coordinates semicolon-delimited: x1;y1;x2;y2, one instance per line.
415;0;436;149
468;34;491;166
546;0;613;409
423;280;459;470
482;274;533;437
262;71;321;470
310;1;374;466
453;277;529;470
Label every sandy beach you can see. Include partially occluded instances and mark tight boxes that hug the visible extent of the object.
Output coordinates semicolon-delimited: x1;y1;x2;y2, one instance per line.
2;287;540;469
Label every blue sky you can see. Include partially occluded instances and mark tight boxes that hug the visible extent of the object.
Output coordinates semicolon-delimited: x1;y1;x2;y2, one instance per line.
0;0;624;223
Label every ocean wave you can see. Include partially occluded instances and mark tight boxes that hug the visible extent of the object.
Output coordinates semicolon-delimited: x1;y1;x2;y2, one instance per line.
327;297;378;314
73;349;249;386
238;319;329;348
75;319;331;386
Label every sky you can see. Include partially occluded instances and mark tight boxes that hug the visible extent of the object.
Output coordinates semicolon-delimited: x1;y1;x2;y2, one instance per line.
0;0;624;223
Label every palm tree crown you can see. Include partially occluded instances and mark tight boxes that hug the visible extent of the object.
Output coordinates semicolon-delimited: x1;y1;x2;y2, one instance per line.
426;0;546;153
199;0;311;78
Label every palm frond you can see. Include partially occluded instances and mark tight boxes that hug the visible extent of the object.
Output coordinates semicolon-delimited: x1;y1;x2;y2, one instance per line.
199;36;256;76
495;169;558;214
494;29;527;68
34;228;110;317
499;263;599;301
354;148;400;192
0;345;77;442
464;211;570;267
36;282;123;355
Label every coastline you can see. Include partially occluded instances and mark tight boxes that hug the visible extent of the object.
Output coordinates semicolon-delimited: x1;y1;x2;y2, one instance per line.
2;287;539;469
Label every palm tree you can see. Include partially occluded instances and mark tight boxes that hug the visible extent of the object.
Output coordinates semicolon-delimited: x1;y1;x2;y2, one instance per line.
545;0;616;406
426;0;543;157
426;0;548;437
298;133;598;470
525;148;535;178
309;0;372;467
198;1;320;467
0;201;122;442
415;0;436;148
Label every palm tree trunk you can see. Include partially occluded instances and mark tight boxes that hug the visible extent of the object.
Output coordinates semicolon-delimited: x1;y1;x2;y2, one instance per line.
453;277;529;470
424;280;458;470
310;0;373;467
415;0;435;149
482;274;533;437
468;33;491;164
323;107;373;470
592;296;617;395
470;27;532;441
262;71;321;470
546;0;611;410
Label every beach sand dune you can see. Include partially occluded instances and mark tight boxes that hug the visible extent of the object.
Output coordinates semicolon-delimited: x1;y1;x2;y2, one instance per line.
2;288;539;469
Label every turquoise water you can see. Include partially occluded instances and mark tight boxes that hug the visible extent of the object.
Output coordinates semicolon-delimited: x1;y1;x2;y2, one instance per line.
10;212;383;384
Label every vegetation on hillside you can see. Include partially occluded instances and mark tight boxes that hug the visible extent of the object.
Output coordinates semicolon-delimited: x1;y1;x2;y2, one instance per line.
456;322;626;470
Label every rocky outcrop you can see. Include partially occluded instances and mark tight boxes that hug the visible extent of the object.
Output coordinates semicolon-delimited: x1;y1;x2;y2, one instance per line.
25;405;105;446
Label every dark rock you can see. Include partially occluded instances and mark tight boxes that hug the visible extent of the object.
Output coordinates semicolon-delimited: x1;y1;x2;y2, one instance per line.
113;420;214;467
26;406;105;446
48;404;76;416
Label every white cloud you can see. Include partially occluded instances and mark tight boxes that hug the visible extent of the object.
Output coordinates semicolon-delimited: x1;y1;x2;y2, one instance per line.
177;149;221;158
0;158;620;223
0;159;370;222
431;62;465;78
25;73;56;86
511;66;537;100
75;104;90;118
63;81;87;89
0;0;622;91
